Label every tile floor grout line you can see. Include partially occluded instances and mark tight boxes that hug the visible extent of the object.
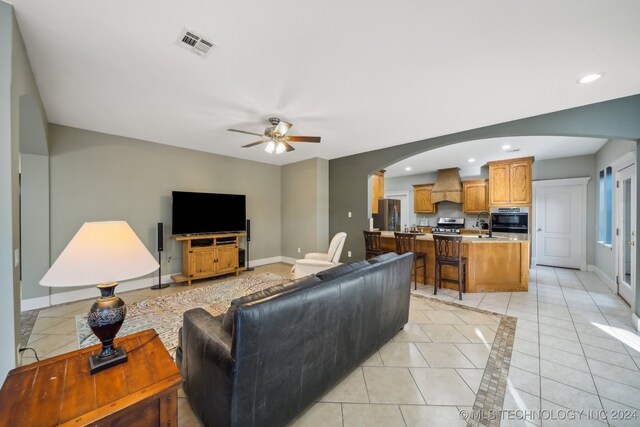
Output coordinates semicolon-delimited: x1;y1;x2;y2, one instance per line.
357;366;371;405
533;266;543;425
405;367;428;406
557;267;612;427
396;404;409;427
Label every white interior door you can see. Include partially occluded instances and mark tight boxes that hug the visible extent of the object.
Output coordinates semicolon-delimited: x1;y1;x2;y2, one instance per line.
617;164;636;307
535;184;583;269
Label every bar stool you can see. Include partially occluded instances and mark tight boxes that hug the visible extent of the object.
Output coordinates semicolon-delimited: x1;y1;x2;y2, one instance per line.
363;230;391;259
433;234;467;300
394;232;427;290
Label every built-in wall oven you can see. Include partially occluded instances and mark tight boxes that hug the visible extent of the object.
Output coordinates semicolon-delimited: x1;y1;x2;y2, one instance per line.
490;207;529;234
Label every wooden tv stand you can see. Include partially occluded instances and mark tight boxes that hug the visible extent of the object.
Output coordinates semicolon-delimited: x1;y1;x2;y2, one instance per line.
171;233;246;286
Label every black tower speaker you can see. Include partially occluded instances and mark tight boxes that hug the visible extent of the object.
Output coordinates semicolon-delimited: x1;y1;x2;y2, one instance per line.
246;219;254;271
151;222;169;289
157;222;164;252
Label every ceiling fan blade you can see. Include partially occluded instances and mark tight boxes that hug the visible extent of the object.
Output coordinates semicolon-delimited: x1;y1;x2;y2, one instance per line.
241;140;266;148
285;136;321;143
228;129;264;137
283;141;295;152
274;121;293;137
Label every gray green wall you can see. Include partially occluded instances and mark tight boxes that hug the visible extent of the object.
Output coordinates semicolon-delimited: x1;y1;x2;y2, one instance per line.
531;154;597;266
330;95;640;263
20;153;50;300
48;124;282;294
281;158;329;259
0;1;49;378
594;139;637;280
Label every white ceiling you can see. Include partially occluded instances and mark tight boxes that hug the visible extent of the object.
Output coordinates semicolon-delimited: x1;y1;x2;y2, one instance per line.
384;136;608;177
9;0;640;166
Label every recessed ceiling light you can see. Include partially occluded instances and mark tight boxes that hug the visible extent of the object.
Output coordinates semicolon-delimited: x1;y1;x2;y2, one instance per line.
502;144;511;150
577;73;603;84
405;167;412;171
468;158;475;163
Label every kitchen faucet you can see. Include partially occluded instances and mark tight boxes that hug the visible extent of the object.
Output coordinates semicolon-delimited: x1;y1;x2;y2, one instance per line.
476;211;492;237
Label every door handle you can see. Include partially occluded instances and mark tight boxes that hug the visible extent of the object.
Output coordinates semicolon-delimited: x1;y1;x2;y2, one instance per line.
537;228;542;232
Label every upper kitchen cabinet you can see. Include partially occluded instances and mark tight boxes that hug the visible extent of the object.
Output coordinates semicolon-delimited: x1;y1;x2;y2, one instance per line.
413;184;437;213
488;157;534;206
463;179;488;213
371;170;385;214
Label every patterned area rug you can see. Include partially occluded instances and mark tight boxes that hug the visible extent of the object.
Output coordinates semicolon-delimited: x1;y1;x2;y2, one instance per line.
76;273;288;356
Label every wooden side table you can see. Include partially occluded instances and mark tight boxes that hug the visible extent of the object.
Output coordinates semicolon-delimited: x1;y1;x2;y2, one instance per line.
0;329;182;427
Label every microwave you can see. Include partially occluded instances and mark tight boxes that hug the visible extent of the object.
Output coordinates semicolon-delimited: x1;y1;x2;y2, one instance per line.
490;207;529;234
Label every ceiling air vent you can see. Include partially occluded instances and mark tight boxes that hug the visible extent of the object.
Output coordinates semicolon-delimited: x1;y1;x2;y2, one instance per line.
176;28;216;57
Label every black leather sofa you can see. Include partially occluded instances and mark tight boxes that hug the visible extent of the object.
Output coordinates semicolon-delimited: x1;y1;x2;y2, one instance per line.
176;251;413;427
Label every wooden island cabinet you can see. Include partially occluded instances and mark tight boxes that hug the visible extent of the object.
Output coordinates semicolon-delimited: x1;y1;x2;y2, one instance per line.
172;233;245;285
379;232;529;293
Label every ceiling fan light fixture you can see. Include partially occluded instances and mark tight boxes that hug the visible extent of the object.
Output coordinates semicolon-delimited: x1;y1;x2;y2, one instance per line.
275;141;286;154
265;141;276;153
273;120;293;137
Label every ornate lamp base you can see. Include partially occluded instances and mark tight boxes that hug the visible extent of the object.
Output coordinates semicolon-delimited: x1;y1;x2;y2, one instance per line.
87;282;128;375
89;347;128;374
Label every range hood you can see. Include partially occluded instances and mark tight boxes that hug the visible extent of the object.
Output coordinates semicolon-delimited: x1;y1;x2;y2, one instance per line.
431;168;463;203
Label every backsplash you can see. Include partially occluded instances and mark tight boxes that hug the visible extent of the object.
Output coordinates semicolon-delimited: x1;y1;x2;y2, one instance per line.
412;201;487;229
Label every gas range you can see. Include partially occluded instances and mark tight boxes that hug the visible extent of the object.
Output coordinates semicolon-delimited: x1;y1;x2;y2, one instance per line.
432;217;465;235
431;227;461;234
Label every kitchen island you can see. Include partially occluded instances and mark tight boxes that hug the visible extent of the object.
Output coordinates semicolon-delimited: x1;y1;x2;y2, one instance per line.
380;231;529;292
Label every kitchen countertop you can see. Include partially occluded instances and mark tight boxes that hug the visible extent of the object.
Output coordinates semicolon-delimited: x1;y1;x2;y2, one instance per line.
379;231;528;243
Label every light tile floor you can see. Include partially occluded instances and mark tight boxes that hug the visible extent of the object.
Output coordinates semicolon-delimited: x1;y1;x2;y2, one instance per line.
414;266;640;427
19;264;640;427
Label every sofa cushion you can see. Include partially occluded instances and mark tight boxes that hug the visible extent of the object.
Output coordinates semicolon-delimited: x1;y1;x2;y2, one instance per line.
221;275;321;333
315;260;370;281
368;252;398;264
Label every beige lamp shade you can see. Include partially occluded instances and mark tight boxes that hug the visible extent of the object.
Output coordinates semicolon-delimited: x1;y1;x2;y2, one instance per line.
40;221;159;287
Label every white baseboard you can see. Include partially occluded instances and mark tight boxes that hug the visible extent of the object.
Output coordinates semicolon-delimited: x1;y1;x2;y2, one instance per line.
633;313;640;332
21;295;50;312
250;256;293;267
587;264;616;292
22;256;295;311
21;274;174;311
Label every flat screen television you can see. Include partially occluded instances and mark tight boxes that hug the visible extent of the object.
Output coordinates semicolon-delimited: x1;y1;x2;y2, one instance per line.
172;191;246;235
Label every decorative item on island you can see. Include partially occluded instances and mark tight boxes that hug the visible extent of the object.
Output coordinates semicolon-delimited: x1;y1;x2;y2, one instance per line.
40;221;159;374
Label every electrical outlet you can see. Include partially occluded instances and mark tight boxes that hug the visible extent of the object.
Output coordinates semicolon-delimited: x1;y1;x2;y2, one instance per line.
347;251;352;257
167;256;171;263
297;247;301;253
348;211;352;218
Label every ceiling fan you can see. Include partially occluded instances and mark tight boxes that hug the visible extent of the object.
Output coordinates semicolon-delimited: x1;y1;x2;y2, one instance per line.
228;117;321;154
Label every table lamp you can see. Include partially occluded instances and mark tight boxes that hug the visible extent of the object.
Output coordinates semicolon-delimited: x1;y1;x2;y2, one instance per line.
40;221;159;374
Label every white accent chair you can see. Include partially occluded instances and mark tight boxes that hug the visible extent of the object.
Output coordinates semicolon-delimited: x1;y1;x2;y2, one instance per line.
292;232;347;279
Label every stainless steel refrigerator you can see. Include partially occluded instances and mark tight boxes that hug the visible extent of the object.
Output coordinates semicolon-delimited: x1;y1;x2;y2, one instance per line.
373;199;401;231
